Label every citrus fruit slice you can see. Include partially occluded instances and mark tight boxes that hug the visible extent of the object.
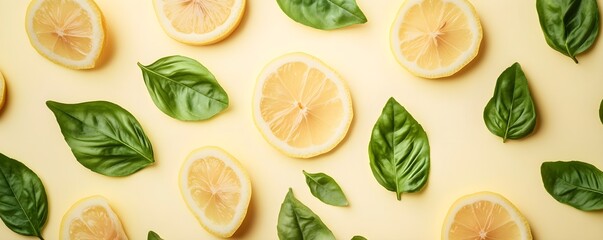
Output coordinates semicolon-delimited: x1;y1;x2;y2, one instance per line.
179;146;252;237
442;191;532;240
25;0;105;69
390;0;482;79
253;52;353;158
153;0;246;45
60;196;128;240
0;72;5;111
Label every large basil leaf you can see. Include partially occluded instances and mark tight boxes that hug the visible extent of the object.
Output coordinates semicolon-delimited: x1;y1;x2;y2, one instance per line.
483;63;536;142
368;97;430;200
46;100;155;177
599;99;603;124
138;55;229;121
277;188;335;240
276;0;367;30
537;0;600;63
303;170;349;206
0;153;47;239
148;231;163;240
541;161;603;211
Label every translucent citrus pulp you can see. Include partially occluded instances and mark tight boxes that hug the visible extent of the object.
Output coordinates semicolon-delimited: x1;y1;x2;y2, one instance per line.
253;53;353;158
60;196;128;240
442;192;532;240
390;0;482;78
153;0;246;45
25;0;105;69
179;146;251;237
0;72;5;111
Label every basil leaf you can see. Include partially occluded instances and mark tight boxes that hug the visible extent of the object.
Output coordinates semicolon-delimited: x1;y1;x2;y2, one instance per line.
46;100;155;177
277;188;335;240
483;63;536;142
541;161;603;211
599;98;603;124
351;236;367;240
368;97;430;200
0;153;47;239
303;170;349;206
537;0;600;63
276;0;367;30
138;55;229;121
148;230;163;240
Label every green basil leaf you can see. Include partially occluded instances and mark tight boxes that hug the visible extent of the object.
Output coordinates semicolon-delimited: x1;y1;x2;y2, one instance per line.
138;55;229;121
46;100;155;177
368;97;430;200
303;170;349;206
148;230;163;240
599;98;603;124
537;0;600;63
276;0;367;30
277;188;335;240
351;236;367;240
483;62;536;142
541;161;603;211
0;153;47;239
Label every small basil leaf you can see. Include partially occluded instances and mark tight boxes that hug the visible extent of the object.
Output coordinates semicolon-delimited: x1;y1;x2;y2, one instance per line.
276;0;367;30
138;55;229;121
351;236;367;240
0;153;47;239
277;188;335;240
599;99;603;124
148;230;163;240
46;100;155;177
303;170;349;206
541;161;603;211
483;62;536;142
537;0;600;63
368;97;430;200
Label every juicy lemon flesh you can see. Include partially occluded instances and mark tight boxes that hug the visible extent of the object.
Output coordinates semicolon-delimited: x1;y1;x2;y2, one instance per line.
449;200;522;240
33;0;94;61
188;156;241;225
163;0;234;34
398;0;472;70
260;62;344;148
68;205;125;240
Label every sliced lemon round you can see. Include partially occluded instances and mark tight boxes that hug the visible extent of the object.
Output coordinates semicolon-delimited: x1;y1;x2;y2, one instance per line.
442;191;532;240
25;0;105;69
252;52;354;158
390;0;482;79
60;196;128;240
179;146;252;238
0;72;5;111
153;0;246;45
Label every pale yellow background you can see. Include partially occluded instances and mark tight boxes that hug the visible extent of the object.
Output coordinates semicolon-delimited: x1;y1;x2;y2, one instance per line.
1;0;602;239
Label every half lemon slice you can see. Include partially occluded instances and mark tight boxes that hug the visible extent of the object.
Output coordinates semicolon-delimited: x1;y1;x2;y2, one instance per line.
60;196;128;240
390;0;482;78
253;53;353;158
25;0;105;69
153;0;246;45
442;191;532;240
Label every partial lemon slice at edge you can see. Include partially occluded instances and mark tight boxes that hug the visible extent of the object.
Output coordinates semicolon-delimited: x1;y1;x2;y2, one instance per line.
59;195;128;240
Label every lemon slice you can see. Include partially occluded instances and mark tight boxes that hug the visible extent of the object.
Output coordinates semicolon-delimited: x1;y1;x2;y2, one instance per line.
153;0;246;45
0;72;5;111
252;52;353;158
25;0;105;69
60;196;128;240
442;192;532;240
179;146;252;237
390;0;482;79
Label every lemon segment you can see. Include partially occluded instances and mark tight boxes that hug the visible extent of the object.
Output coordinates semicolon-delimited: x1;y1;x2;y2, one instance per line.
390;0;482;78
25;0;105;69
179;146;251;237
0;72;5;111
442;192;532;240
59;196;128;240
253;52;353;158
153;0;246;45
